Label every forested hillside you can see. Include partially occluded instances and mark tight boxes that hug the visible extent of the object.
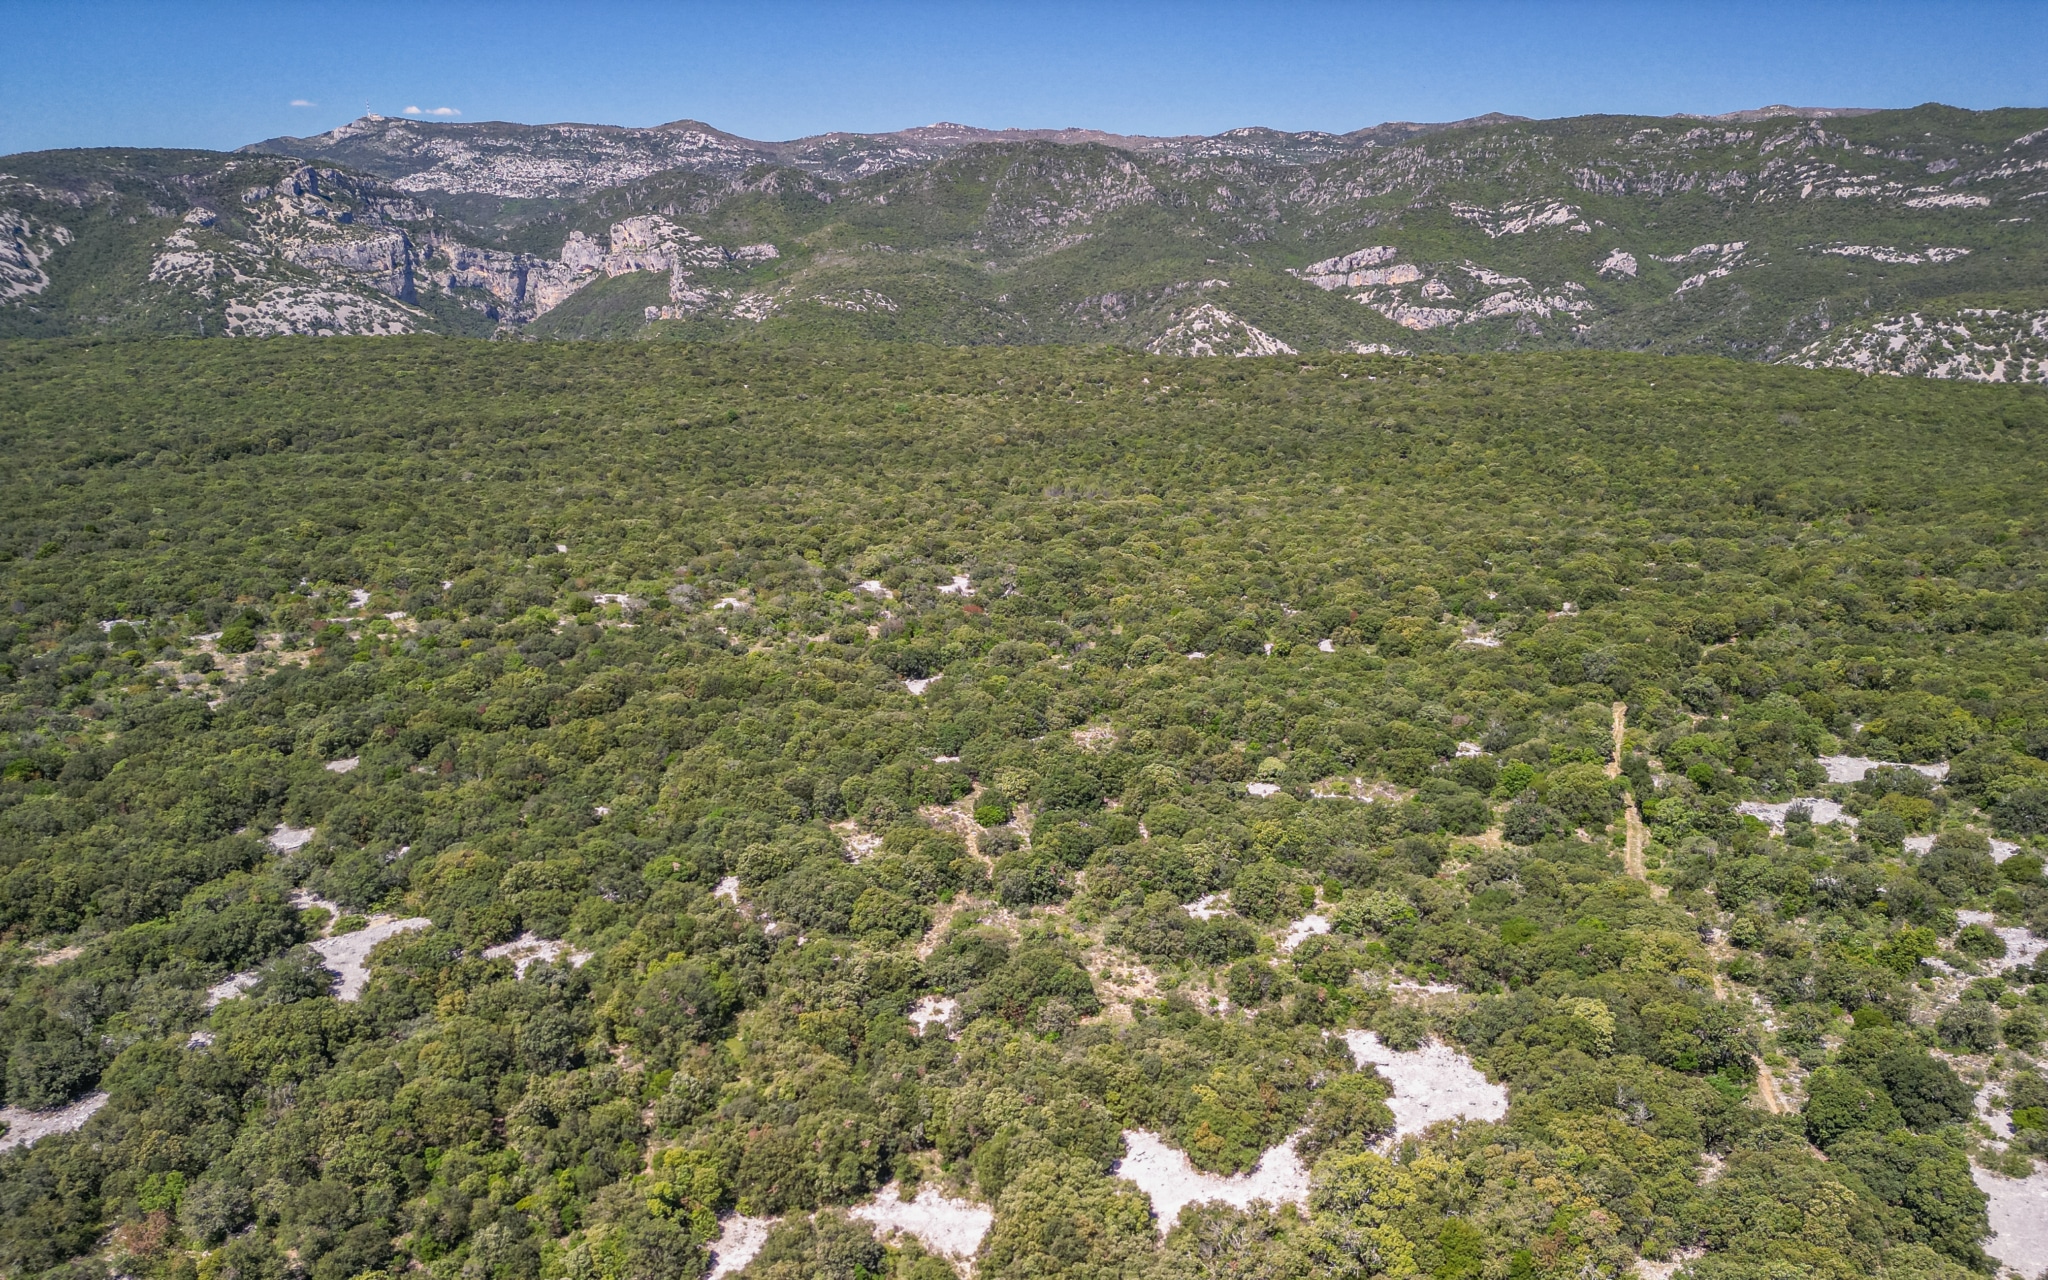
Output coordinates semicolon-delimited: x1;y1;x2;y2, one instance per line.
2;338;2048;1280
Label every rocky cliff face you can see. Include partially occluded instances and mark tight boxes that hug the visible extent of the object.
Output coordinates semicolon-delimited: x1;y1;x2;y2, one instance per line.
0;210;70;301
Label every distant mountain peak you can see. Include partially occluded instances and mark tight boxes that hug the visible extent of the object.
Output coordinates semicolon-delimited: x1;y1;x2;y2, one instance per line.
1683;104;1877;122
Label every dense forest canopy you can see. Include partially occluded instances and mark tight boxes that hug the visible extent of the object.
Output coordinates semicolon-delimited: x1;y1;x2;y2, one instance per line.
1;337;2047;1280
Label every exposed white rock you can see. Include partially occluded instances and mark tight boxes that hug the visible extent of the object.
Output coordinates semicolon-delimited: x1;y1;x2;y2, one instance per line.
0;209;72;300
1145;303;1295;357
1903;191;1990;209
840;828;884;861
1655;242;1747;264
1451;200;1584;238
1632;1252;1703;1280
204;971;262;1006
1816;755;1950;783
714;876;741;904
905;675;940;695
1660;243;1750;295
1246;781;1280;798
225;284;422;336
1184;894;1231;920
706;1213;778;1280
312;916;431;999
909;995;958;1036
1342;1031;1509;1137
481;931;591;977
0;1092;108;1152
1734;797;1856;832
1387;980;1462;997
280;229;414;297
1974;1165;2048;1278
1818;244;1971;266
1293;247;1422;291
1115;1130;1310;1232
325;757;360;774
1376;302;1466;331
1455;742;1485;758
1317;639;1335;653
936;574;974;596
731;292;780;322
1792;307;2047;384
851;1183;993;1261
1954;911;2048;974
1280;914;1331;952
209;912;431;1006
813;288;898;314
269;824;317;852
1298;246;1398;276
1597;248;1639;278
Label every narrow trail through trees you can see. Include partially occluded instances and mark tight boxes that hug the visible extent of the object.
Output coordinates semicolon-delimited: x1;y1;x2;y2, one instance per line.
1610;702;1661;895
1617;700;1789;1114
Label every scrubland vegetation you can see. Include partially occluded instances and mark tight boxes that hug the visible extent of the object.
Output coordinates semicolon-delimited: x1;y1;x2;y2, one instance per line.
0;337;2046;1279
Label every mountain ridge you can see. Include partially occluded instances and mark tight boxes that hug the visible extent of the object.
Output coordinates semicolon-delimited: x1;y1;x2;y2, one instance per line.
6;103;2044;381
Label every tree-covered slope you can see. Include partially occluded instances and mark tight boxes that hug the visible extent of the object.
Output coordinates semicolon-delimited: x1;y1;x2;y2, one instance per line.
1;339;2047;1279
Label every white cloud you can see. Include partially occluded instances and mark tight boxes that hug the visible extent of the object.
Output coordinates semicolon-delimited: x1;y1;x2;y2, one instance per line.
402;105;460;117
290;99;316;108
403;105;422;114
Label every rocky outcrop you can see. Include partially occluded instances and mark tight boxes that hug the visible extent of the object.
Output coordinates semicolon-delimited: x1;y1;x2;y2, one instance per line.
434;245;585;315
551;215;779;315
1790;306;2048;383
0;210;71;300
224;285;421;336
1145;303;1295;357
281;229;415;300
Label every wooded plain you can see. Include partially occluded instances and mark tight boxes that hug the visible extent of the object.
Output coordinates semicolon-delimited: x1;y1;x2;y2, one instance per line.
0;337;2046;1280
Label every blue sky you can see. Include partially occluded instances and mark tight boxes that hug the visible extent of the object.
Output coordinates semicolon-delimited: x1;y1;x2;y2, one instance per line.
3;0;2044;155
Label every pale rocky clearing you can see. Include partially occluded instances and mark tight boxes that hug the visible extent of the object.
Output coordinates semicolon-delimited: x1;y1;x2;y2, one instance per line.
0;1091;109;1152
1114;1130;1311;1230
1734;797;1855;832
208;891;431;1004
1955;911;2048;975
1816;754;1949;782
1109;1029;1509;1231
481;931;592;978
1973;1165;2048;1279
1342;1031;1510;1137
268;824;317;852
1279;914;1331;952
850;1183;994;1263
909;995;959;1037
706;1214;777;1280
705;1184;993;1278
307;915;432;999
